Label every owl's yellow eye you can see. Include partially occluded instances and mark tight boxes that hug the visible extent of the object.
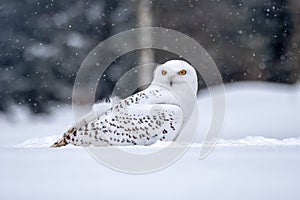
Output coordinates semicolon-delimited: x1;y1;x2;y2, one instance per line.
178;70;187;75
162;70;167;75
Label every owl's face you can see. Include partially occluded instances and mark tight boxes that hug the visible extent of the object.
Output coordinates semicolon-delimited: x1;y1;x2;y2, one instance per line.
153;60;198;93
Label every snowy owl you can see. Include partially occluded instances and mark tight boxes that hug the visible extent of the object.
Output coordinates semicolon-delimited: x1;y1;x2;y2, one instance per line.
51;60;198;147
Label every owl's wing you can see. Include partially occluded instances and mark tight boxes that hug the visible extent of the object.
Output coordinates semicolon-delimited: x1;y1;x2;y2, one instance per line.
92;103;182;146
52;104;182;147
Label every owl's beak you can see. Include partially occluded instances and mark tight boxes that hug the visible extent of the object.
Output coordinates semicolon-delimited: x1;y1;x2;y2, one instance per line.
169;76;174;86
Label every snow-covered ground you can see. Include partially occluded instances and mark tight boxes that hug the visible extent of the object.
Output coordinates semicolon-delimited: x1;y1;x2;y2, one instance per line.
0;81;300;200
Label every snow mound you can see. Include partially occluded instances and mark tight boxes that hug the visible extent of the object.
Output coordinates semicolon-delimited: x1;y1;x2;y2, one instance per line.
14;135;62;148
217;136;300;147
1;81;300;147
15;136;300;149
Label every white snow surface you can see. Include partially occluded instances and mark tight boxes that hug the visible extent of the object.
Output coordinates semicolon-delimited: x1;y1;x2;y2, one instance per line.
1;81;300;200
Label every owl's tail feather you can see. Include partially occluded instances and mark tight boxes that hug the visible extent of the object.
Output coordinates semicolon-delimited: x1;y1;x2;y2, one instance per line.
50;127;76;148
50;137;67;148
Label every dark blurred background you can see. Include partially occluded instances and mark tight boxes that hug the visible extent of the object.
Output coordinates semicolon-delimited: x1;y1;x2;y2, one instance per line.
0;0;299;114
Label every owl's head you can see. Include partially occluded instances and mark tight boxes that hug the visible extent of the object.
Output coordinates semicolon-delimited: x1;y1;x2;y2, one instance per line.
153;60;198;94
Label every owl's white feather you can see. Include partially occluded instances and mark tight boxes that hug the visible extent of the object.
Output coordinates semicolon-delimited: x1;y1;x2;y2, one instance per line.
51;60;197;147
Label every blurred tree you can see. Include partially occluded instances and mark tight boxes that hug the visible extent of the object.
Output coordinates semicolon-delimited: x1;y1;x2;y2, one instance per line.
152;0;298;85
0;0;120;113
250;0;294;83
0;0;299;114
